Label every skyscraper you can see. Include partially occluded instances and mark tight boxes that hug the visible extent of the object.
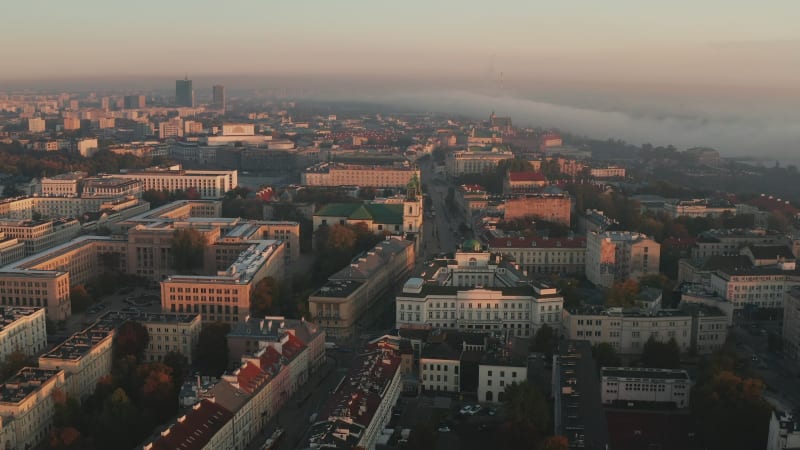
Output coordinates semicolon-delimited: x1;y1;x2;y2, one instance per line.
212;85;226;111
175;76;194;107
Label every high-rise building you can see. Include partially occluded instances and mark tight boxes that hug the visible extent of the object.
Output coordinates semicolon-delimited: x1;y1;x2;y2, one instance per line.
175;76;194;107
212;84;226;111
123;95;145;109
28;117;46;133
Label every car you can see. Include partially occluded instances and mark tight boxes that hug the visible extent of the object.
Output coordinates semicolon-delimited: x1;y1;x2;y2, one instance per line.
470;405;482;415
488;407;496;416
459;405;472;415
437;426;451;433
752;354;759;361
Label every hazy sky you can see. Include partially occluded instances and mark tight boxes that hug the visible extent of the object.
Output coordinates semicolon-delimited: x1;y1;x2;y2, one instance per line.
3;1;799;157
2;0;799;86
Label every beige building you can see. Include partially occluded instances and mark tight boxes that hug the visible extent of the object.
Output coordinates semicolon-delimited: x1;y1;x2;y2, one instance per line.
396;247;563;338
115;166;238;199
38;311;201;400
501;194;571;225
162;240;286;324
589;166;626;179
445;147;514;177
586;231;660;288
0;218;82;256
561;307;728;355
488;235;586;276
40;171;87;197
310;237;415;339
0;368;66;450
0;307;47;362
0;233;25;266
601;367;691;408
301;162;420;189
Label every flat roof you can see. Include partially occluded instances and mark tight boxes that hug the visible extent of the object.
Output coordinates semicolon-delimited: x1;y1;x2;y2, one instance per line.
601;367;690;381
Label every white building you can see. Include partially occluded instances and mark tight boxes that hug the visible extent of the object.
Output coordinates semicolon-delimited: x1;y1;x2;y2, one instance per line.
478;357;527;403
601;367;691;408
586;231;660;288
396;246;563;338
0;307;47;362
116;166;238;199
445;147;514;178
767;411;800;450
28;117;46;133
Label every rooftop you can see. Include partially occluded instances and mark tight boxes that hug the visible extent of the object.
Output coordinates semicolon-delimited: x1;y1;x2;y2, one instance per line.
488;235;586;249
144;399;233;450
0;367;62;405
0;306;43;332
601;367;690;381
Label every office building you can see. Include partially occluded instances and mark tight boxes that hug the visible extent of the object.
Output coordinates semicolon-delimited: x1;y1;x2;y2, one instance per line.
0;368;66;450
309;237;415;338
0;218;82;256
395;244;563;338
307;337;402;450
40;171;87;197
665;198;737;219
175;77;194;107
488;235;586;276
0;307;47;362
62;117;81;131
601;367;691;408
586;231;660;288
590;166;626;179
115;166;238;199
445;147;514;177
123;95;146;109
212;85;226;111
28;117;46;133
302;162;420;189
161;240;286;324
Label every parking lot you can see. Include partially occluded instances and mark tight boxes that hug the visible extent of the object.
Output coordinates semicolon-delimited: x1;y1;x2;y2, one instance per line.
387;395;505;450
62;284;163;335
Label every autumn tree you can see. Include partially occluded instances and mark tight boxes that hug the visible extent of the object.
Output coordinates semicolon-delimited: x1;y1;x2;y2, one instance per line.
251;276;281;317
691;370;771;450
197;322;231;375
70;284;93;313
138;362;177;423
605;279;639;307
539;435;569;450
113;321;150;360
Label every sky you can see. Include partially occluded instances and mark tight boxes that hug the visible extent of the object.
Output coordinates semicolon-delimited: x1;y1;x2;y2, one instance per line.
2;0;799;157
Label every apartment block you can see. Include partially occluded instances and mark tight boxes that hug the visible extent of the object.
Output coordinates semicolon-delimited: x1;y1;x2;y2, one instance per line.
307;337;402;450
586;231;660;288
0;368;66;450
445;147;514;177
0;307;47;361
310;237;414;338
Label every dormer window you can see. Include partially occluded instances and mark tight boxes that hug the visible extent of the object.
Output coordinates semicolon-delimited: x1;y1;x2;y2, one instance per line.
531;241;536;247
507;241;511;247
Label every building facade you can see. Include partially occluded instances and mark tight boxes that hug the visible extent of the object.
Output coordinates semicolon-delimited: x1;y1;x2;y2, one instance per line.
488;236;586;276
601;367;691;408
586;231;661;288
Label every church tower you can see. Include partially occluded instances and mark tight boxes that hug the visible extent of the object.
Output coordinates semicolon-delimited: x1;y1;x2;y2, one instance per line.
403;172;423;234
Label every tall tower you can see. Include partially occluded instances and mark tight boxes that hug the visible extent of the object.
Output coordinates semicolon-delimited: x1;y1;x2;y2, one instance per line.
212;85;226;112
403;172;423;235
175;76;194;107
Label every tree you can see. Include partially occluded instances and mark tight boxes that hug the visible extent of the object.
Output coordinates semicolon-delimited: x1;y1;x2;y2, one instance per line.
539;435;569;450
531;325;557;358
326;223;357;251
138;362;177;423
70;284;93;313
691;370;771;450
47;427;83;450
1;350;34;380
592;343;622;372
2;182;23;198
605;279;639;307
171;228;207;273
251;277;280;317
197;322;231;375
501;381;551;450
162;351;188;391
113;321;150;360
640;336;681;369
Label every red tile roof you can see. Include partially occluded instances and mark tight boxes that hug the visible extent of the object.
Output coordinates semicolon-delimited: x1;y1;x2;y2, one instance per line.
146;399;233;450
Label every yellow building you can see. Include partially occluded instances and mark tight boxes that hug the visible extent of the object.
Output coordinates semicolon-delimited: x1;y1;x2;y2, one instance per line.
0;368;66;450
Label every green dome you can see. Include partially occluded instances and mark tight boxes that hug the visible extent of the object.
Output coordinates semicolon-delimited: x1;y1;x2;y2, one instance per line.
462;239;482;252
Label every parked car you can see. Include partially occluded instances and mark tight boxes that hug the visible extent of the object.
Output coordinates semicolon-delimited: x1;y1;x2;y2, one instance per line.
437;425;451;433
